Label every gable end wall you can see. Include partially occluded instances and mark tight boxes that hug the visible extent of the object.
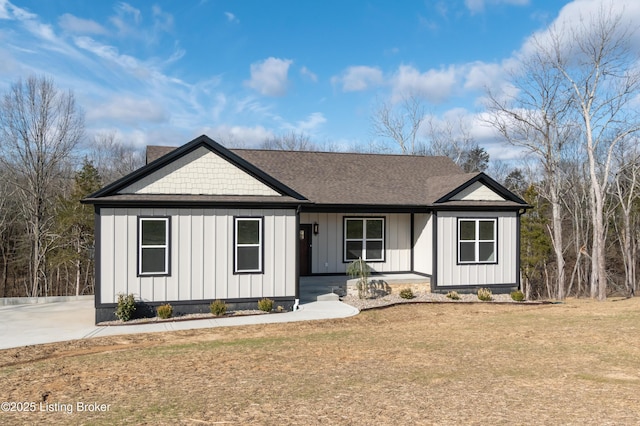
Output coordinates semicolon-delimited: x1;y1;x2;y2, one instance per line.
119;147;280;196
450;181;505;201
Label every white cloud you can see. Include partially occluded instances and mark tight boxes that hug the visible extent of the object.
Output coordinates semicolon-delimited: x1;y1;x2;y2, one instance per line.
110;2;142;36
23;20;56;41
0;0;36;21
201;124;274;148
463;61;503;92
152;5;174;33
75;36;142;72
58;14;107;35
333;65;383;92
87;96;168;125
116;2;141;23
245;57;293;97
390;64;458;103
283;112;326;133
224;12;239;23
73;36;188;87
520;0;640;59
465;0;530;15
0;0;12;19
210;93;227;121
234;95;273;115
300;66;318;82
0;47;18;73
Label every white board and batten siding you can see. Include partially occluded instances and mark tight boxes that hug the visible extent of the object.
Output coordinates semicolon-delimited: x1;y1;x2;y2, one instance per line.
436;211;518;286
99;207;296;304
300;212;412;274
412;213;433;275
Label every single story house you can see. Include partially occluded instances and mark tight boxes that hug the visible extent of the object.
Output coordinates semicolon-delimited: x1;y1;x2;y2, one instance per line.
83;135;529;322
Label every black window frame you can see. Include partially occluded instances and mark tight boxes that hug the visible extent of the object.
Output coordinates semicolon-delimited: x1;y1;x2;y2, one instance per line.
137;216;171;277
234;216;264;274
343;217;386;263
457;217;498;265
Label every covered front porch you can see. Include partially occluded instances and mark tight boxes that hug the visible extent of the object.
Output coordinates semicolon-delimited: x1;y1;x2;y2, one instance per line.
299;273;431;304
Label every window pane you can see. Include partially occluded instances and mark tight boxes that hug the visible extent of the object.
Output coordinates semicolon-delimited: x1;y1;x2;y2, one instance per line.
460;221;476;240
141;248;166;273
237;220;260;244
459;242;476;262
366;220;383;239
479;242;495;262
479;221;495;240
346;241;363;260
346;220;363;239
366;240;383;260
142;220;166;245
237;246;260;271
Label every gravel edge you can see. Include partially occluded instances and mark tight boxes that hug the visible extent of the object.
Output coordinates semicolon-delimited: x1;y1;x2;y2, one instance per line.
340;292;534;311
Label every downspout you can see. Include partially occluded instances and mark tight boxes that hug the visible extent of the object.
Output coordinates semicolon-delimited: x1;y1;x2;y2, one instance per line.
293;205;301;311
516;208;525;291
431;210;438;292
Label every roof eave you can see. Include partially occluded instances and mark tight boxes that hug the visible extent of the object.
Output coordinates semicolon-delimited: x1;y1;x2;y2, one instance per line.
434;172;528;205
83;135;308;202
82;198;310;209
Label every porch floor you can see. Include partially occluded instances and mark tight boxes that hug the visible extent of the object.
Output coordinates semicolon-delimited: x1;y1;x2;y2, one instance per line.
299;273;431;303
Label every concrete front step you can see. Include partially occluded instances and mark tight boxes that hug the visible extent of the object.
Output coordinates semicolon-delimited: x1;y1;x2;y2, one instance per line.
316;293;340;302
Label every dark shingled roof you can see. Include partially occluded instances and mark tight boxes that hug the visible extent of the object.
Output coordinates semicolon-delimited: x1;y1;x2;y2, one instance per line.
235;150;465;206
147;145;176;164
135;140;529;209
145;145;469;206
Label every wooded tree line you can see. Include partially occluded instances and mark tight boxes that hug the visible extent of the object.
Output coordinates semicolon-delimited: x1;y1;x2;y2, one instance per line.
369;6;640;301
1;7;637;301
0;76;144;298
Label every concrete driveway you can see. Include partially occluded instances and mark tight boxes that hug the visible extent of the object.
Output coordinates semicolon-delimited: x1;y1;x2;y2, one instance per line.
0;298;358;350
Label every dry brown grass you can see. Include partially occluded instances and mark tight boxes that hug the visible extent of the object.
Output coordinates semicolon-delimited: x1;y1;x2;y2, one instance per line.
1;298;640;425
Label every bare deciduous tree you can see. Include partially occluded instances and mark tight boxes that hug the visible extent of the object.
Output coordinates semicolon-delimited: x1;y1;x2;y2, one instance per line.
487;5;640;300
371;95;426;155
484;44;576;300
90;132;144;184
612;140;640;296
0;170;19;297
0;75;84;297
545;7;640;300
260;131;316;151
423;113;477;165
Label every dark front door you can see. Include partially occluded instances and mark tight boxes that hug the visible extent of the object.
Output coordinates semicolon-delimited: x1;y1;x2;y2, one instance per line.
299;224;312;276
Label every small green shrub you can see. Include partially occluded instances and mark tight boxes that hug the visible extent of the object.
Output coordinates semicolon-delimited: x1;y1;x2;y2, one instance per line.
399;287;415;299
477;288;493;301
510;290;525;302
446;291;461;300
257;298;274;312
210;300;227;316
156;303;173;319
115;293;136;322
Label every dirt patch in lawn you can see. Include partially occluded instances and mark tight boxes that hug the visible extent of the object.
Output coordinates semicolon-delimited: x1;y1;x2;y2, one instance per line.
1;298;639;425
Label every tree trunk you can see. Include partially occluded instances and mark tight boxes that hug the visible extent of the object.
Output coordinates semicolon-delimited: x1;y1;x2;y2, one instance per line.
550;188;565;299
76;243;81;297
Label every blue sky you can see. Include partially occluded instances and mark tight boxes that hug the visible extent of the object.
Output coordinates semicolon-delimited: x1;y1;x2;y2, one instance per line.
1;0;637;160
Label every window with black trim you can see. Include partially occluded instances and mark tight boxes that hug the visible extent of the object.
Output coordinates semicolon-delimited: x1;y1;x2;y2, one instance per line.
235;217;263;273
458;218;497;264
344;217;385;262
138;217;170;275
